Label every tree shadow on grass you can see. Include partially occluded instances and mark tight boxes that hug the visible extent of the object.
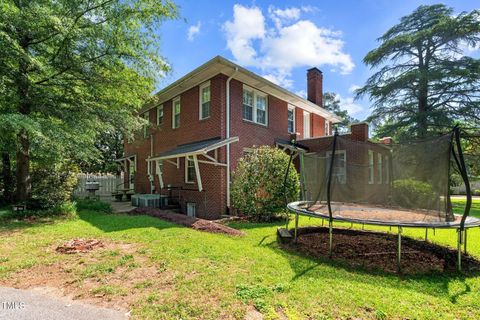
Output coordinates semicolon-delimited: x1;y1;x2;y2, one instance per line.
257;227;480;303
77;210;179;233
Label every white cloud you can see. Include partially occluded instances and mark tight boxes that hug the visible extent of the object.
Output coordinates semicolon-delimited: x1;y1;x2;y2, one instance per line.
223;4;354;84
262;71;294;88
187;21;202;41
348;84;361;94
295;90;307;98
336;94;363;116
222;4;265;65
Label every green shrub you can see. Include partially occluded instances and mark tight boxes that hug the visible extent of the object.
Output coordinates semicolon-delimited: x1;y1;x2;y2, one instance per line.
28;163;79;210
392;179;437;209
76;199;112;213
231;146;300;221
474;189;480;196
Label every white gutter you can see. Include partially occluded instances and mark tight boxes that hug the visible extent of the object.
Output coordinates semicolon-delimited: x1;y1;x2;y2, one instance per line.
226;67;238;209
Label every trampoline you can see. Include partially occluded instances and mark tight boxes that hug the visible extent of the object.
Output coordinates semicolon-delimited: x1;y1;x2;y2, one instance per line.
285;127;478;272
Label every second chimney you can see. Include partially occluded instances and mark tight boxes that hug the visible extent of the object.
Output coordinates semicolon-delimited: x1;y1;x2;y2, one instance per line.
307;67;323;106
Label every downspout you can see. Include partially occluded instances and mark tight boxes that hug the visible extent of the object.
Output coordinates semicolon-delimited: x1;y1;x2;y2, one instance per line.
226;67;238;210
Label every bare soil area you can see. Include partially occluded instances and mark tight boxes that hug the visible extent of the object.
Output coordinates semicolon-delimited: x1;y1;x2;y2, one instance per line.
129;207;245;236
0;241;169;312
282;227;480;274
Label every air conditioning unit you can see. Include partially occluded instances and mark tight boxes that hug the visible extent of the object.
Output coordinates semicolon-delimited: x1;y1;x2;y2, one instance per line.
138;194;161;208
131;194;140;207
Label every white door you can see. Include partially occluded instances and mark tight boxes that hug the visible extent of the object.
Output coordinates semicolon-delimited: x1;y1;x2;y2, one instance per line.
129;161;135;190
303;111;310;138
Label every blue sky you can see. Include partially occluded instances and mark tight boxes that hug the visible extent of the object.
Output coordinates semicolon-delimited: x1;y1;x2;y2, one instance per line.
156;0;479;121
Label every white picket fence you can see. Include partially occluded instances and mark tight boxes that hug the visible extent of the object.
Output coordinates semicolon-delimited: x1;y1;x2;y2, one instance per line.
74;173;124;197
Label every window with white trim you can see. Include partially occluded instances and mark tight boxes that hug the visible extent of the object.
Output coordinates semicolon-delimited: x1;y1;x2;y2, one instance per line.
185;156;195;183
326;150;347;184
143;112;149;138
377;153;382;184
368;150;374;184
303;111;310;138
325;121;330;136
172;97;181;129
242;86;268;125
384;155;390;184
199;82;211;120
287;105;295;133
157;105;164;125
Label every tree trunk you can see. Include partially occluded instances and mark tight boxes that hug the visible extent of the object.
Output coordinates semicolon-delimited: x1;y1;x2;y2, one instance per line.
15;35;32;203
1;152;14;203
15;131;30;203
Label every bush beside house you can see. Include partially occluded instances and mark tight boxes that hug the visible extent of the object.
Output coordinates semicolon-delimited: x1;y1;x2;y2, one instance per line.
231;146;300;221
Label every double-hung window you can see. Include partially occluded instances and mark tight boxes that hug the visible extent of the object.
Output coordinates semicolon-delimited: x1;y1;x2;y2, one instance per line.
384;155;390;184
157;105;164;125
326;150;347;184
185;156;195;183
303;111;311;138
143;112;149;139
242;86;267;125
199;82;211;119
172;97;181;129
368;150;374;184
377;153;383;184
287;105;295;133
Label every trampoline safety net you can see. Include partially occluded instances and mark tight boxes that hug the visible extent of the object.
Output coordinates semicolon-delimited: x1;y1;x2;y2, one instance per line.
299;132;458;224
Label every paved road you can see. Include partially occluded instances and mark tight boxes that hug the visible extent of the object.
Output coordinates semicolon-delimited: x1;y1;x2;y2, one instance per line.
0;287;128;320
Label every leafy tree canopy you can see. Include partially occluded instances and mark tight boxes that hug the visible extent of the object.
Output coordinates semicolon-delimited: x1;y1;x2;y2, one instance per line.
0;0;177;201
357;4;480;139
323;92;358;133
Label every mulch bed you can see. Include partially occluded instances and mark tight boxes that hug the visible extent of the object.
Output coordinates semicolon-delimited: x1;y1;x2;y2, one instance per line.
282;227;480;274
56;239;104;254
129;207;245;236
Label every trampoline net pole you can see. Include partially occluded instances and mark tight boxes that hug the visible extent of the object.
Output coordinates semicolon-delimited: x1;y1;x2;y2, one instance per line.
457;228;463;272
464;228;467;254
397;226;402;273
329;220;333;258
294;213;299;242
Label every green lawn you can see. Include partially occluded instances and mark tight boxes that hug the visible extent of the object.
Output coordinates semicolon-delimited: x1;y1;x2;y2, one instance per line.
0;199;479;319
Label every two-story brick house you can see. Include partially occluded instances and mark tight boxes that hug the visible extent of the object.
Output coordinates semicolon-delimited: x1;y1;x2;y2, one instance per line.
119;56;342;219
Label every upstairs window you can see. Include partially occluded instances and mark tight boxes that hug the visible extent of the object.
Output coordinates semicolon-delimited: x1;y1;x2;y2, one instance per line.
199;82;211;120
157;105;164;125
243;86;268;125
287;105;295;133
143;112;149;138
368;150;374;184
172;97;181;129
243;89;253;121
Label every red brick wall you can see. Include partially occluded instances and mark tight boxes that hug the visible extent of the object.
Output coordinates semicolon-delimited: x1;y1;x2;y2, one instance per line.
124;74;227;219
123;73;331;219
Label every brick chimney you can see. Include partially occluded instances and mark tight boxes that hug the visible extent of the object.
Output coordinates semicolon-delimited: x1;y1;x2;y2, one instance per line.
350;122;369;142
307;67;323;106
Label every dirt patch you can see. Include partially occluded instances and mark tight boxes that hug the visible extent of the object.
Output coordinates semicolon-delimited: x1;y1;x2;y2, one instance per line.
282;227;480;274
0;241;169;312
56;239;104;254
129;207;245;236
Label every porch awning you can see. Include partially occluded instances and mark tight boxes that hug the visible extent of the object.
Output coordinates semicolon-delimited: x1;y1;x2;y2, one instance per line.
149;136;239;161
147;136;239;192
275;138;309;153
114;154;137;163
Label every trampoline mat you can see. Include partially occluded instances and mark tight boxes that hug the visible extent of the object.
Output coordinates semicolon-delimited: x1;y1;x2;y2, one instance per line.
288;201;480;228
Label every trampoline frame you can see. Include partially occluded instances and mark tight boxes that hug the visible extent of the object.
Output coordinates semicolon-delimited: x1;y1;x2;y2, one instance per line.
284;126;476;272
